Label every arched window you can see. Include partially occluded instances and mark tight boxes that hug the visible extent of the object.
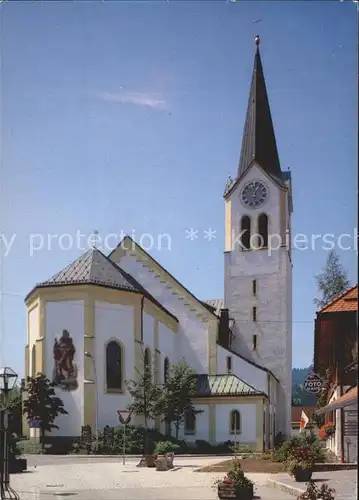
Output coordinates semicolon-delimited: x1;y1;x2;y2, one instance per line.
106;341;123;391
144;348;151;379
240;216;251;250
229;410;241;434
31;344;36;377
184;409;196;435
164;357;170;383
258;213;268;248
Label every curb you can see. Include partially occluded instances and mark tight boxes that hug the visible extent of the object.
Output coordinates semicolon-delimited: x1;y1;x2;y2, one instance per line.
267;478;305;498
28;454;235;459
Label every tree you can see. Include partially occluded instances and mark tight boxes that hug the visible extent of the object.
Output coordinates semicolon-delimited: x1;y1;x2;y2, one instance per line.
8;385;23;436
125;351;163;455
161;359;202;439
314;250;350;309
23;374;68;450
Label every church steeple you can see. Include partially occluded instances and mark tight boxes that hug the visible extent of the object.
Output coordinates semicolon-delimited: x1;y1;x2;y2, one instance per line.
237;35;282;179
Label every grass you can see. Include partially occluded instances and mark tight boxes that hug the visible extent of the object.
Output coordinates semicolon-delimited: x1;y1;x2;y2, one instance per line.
196;458;285;473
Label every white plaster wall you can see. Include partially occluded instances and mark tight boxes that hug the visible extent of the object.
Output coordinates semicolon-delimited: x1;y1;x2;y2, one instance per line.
158;321;176;383
28;306;39;377
115;254;209;374
176;404;210;442
217;344;267;393
215;403;257;444
45;301;84;437
94;301;134;429
224;164;292;436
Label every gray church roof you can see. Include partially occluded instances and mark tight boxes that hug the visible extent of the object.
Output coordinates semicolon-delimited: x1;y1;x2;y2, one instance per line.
195;374;265;397
25;248;178;322
36;248;138;291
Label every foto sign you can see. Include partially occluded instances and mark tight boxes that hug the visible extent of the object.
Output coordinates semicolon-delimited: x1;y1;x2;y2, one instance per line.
303;373;323;395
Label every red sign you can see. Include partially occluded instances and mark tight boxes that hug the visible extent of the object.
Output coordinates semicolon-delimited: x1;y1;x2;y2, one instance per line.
117;410;131;425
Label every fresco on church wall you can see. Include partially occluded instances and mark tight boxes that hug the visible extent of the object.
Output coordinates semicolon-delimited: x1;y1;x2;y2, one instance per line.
52;329;78;391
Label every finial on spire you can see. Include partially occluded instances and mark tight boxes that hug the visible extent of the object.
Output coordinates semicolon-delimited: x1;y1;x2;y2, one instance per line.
255;35;260;51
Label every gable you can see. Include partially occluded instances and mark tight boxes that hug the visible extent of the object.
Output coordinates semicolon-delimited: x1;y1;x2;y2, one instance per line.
109;236;217;322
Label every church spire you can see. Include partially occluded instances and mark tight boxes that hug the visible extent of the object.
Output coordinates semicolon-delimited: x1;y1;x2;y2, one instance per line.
237;35;282;179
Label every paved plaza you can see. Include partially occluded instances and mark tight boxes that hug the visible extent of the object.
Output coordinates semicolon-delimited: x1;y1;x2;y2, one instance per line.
10;456;295;500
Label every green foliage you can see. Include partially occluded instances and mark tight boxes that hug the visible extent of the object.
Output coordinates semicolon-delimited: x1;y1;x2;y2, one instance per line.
16;439;44;455
154;441;180;454
285;444;319;475
8;385;23;436
298;480;336;500
273;433;327;464
224;460;254;490
314;250;350;309
8;434;22;459
161;358;202;439
230;443;253;454
23;374;68;446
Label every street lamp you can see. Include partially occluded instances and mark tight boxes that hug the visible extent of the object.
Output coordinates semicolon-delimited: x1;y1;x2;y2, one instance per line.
0;367;18;500
84;352;99;452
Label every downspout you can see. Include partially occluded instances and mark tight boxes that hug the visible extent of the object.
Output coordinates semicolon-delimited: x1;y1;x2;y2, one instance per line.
140;296;144;343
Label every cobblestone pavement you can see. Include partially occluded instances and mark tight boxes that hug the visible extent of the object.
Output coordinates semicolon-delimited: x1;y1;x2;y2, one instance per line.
11;461;294;500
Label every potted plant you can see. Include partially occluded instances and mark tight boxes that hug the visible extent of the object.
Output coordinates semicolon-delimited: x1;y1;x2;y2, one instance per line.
285;444;317;482
318;423;335;440
154;441;180;469
215;460;254;499
298;480;336;500
8;434;27;473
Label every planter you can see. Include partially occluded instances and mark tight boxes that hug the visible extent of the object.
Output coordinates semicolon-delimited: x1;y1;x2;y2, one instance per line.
165;452;174;469
146;454;157;468
9;458;27;474
155;455;168;471
217;482;254;500
293;467;313;482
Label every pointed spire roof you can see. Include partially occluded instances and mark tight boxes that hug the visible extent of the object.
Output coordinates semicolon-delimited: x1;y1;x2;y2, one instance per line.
237;35;282;178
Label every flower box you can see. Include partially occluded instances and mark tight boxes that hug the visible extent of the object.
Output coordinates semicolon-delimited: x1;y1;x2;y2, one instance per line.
218;481;254;500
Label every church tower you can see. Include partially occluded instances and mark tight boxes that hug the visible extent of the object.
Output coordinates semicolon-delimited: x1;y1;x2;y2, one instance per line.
224;36;293;436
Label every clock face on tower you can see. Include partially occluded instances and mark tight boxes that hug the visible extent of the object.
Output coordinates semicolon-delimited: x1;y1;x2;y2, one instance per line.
240;181;268;209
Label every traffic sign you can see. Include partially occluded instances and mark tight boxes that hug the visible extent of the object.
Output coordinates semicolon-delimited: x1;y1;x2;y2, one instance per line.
117;410;131;425
303;373;323;395
29;418;41;429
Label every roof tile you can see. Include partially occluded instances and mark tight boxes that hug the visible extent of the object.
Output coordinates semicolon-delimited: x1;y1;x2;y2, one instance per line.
320;285;358;313
195;374;264;397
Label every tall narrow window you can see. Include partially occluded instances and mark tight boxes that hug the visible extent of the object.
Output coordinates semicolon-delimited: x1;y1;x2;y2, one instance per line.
164;357;170;383
226;356;232;374
31;345;36;377
144;348;151;379
252;306;257;322
258;214;269;248
229;410;241;434
253;334;258;351
184;409;196;434
240;216;251;250
252;279;257;296
106;341;123;391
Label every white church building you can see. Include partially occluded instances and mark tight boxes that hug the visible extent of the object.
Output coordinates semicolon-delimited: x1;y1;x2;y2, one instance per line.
24;37;293;451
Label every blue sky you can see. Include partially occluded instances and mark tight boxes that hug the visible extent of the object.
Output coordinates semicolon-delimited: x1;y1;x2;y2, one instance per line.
0;1;357;377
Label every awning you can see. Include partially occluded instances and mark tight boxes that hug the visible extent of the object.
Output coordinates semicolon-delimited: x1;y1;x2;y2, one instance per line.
316;387;358;415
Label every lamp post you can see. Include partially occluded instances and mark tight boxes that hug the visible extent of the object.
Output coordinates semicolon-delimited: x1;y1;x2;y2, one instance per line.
0;366;18;500
84;352;99;452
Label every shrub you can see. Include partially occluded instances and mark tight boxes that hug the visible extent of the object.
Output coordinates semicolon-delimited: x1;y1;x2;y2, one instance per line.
273;433;326;463
298;480;336;500
213;460;254;491
154;441;180;454
230;443;253;455
285;444;319;475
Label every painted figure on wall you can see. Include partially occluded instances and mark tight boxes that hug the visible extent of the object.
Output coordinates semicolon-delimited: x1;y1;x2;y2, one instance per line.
53;329;78;391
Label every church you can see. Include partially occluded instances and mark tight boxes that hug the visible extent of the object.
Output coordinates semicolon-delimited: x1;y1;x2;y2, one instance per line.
24;36;293;451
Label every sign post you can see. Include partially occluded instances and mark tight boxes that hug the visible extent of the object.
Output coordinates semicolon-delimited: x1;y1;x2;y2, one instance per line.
303;373;323;395
117;410;132;465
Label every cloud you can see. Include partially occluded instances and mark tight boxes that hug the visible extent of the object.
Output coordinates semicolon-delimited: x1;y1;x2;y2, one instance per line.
96;90;167;110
